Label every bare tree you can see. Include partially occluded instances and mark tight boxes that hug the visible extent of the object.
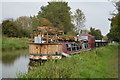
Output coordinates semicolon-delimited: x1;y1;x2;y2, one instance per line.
73;9;86;33
15;16;32;30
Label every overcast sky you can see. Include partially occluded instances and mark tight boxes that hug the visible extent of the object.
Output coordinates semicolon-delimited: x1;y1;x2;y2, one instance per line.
1;0;116;36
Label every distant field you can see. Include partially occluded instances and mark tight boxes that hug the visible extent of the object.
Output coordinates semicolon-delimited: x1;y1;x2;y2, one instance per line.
2;37;29;51
20;44;118;78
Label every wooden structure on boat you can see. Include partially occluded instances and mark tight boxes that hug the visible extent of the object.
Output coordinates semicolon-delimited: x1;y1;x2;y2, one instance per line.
29;26;65;60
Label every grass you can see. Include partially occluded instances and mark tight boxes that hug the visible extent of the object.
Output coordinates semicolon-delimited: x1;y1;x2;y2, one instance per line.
20;44;118;78
2;37;29;51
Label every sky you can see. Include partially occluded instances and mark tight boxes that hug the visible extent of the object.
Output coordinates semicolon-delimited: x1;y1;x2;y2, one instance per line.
0;0;116;36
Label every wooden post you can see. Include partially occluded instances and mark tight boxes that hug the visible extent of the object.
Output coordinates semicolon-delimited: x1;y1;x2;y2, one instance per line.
56;33;58;43
40;44;41;54
47;45;48;54
47;33;48;43
31;32;34;42
63;32;64;35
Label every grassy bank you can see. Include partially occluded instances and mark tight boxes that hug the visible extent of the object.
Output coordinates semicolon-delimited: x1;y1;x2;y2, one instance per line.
20;44;118;78
2;37;29;51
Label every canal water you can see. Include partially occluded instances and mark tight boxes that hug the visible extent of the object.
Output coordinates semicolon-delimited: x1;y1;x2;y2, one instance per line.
1;50;30;78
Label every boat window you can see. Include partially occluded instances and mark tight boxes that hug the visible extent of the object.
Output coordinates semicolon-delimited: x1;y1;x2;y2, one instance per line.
76;44;80;50
87;44;89;48
67;48;72;51
85;44;86;48
78;35;88;40
79;44;82;49
66;44;71;47
87;44;88;48
96;43;98;47
66;44;72;51
66;44;68;47
72;43;77;51
82;43;85;49
84;43;88;48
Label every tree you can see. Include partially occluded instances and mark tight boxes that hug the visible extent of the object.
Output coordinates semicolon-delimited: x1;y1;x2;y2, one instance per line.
81;29;89;34
15;16;32;29
102;36;108;41
107;1;120;42
15;16;33;37
37;1;74;34
31;16;52;28
73;9;86;33
2;18;32;38
2;19;20;37
88;27;103;40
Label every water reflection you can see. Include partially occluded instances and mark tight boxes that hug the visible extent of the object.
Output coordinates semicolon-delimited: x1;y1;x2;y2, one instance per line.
2;50;28;65
1;50;29;78
1;50;48;78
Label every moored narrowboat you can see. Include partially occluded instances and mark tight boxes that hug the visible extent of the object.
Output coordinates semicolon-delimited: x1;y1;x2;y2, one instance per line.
29;26;96;60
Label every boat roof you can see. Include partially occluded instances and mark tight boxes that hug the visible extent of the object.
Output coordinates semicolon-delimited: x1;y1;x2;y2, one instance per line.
33;26;64;34
77;33;95;38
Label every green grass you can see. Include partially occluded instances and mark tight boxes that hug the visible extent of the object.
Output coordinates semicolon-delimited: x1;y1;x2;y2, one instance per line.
20;44;118;78
2;37;29;51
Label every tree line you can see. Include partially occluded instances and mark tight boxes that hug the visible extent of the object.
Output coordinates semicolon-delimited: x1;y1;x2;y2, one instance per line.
2;2;82;37
107;1;120;42
2;1;103;40
2;17;32;37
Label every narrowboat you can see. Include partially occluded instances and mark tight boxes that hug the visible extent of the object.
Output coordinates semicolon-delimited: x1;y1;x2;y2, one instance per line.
29;26;96;60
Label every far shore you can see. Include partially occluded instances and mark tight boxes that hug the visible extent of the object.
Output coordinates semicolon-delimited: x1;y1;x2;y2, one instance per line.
2;37;29;51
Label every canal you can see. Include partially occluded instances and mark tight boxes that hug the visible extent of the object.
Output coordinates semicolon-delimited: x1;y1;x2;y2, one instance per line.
1;50;30;78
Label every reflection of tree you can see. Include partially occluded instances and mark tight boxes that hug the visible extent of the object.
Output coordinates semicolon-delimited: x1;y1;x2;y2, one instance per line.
2;50;28;65
2;53;20;65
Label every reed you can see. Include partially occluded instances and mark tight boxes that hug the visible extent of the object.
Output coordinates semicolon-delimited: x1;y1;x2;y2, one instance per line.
2;37;29;51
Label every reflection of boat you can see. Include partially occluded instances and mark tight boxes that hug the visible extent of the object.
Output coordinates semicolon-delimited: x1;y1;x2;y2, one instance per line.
28;60;46;72
28;60;39;72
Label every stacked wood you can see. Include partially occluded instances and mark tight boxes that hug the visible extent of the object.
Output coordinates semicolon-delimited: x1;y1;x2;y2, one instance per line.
33;26;64;34
31;26;64;43
31;26;79;43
